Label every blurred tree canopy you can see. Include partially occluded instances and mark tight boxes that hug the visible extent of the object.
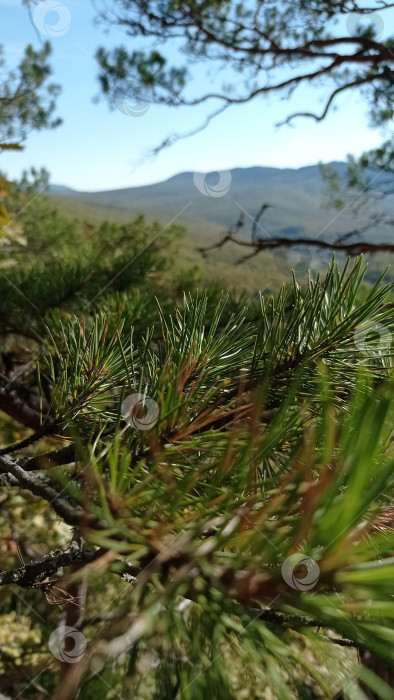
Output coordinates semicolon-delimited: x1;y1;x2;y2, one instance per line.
0;41;60;244
95;0;394;160
0;41;60;149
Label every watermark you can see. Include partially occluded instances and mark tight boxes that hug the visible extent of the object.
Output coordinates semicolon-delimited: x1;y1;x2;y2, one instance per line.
354;322;392;358
113;84;153;117
48;626;87;663
193;171;232;198
121;393;160;430
281;554;320;591
346;13;384;40
33;0;71;37
274;245;314;280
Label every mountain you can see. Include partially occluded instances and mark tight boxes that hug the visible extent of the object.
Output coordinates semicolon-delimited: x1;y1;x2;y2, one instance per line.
50;163;394;243
49;184;76;196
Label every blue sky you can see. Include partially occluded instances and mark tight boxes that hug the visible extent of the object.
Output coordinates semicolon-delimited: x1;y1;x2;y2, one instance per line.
0;0;390;190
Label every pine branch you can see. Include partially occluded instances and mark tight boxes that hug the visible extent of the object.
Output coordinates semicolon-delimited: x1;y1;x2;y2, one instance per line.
0;542;140;590
18;444;76;471
0;454;94;527
0;390;46;432
0;421;57;457
0;542;98;588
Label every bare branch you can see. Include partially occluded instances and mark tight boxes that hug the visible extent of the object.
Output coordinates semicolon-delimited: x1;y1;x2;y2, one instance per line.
0;390;47;432
0;541;141;591
279;72;386;125
18;444;76;471
0;422;57;457
0;453;92;527
151;102;229;155
198;204;394;264
0;542;98;588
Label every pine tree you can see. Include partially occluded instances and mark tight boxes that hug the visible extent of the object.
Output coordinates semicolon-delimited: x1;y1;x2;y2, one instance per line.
1;181;394;698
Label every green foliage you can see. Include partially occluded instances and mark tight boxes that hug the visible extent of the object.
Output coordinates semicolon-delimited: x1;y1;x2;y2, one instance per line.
0;42;61;146
0;34;61;251
0;173;184;342
2;238;394;696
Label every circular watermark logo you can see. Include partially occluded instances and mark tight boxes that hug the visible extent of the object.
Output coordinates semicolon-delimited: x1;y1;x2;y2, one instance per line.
48;626;87;663
346;13;384;40
281;554;320;591
121;393;160;430
193;171;232;198
354;322;392;358
33;0;71;37
113;84;153;117
275;245;313;280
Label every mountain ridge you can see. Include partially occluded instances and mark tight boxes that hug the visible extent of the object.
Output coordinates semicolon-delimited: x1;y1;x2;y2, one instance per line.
50;162;394;243
51;162;349;195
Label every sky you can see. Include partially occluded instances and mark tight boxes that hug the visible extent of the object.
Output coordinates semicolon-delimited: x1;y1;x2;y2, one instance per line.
0;0;391;191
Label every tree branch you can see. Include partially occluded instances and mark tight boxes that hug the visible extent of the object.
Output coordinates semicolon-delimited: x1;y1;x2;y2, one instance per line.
0;453;93;527
279;72;385;125
0;541;140;590
18;444;76;471
0;422;58;457
0;390;46;432
0;542;98;588
198;217;394;264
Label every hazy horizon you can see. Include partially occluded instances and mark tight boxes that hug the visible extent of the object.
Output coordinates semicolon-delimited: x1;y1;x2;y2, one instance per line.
52;160;349;193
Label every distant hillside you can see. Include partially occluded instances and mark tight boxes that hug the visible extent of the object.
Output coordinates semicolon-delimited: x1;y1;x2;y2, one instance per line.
50;184;76;196
50;163;394;243
50;163;394;293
